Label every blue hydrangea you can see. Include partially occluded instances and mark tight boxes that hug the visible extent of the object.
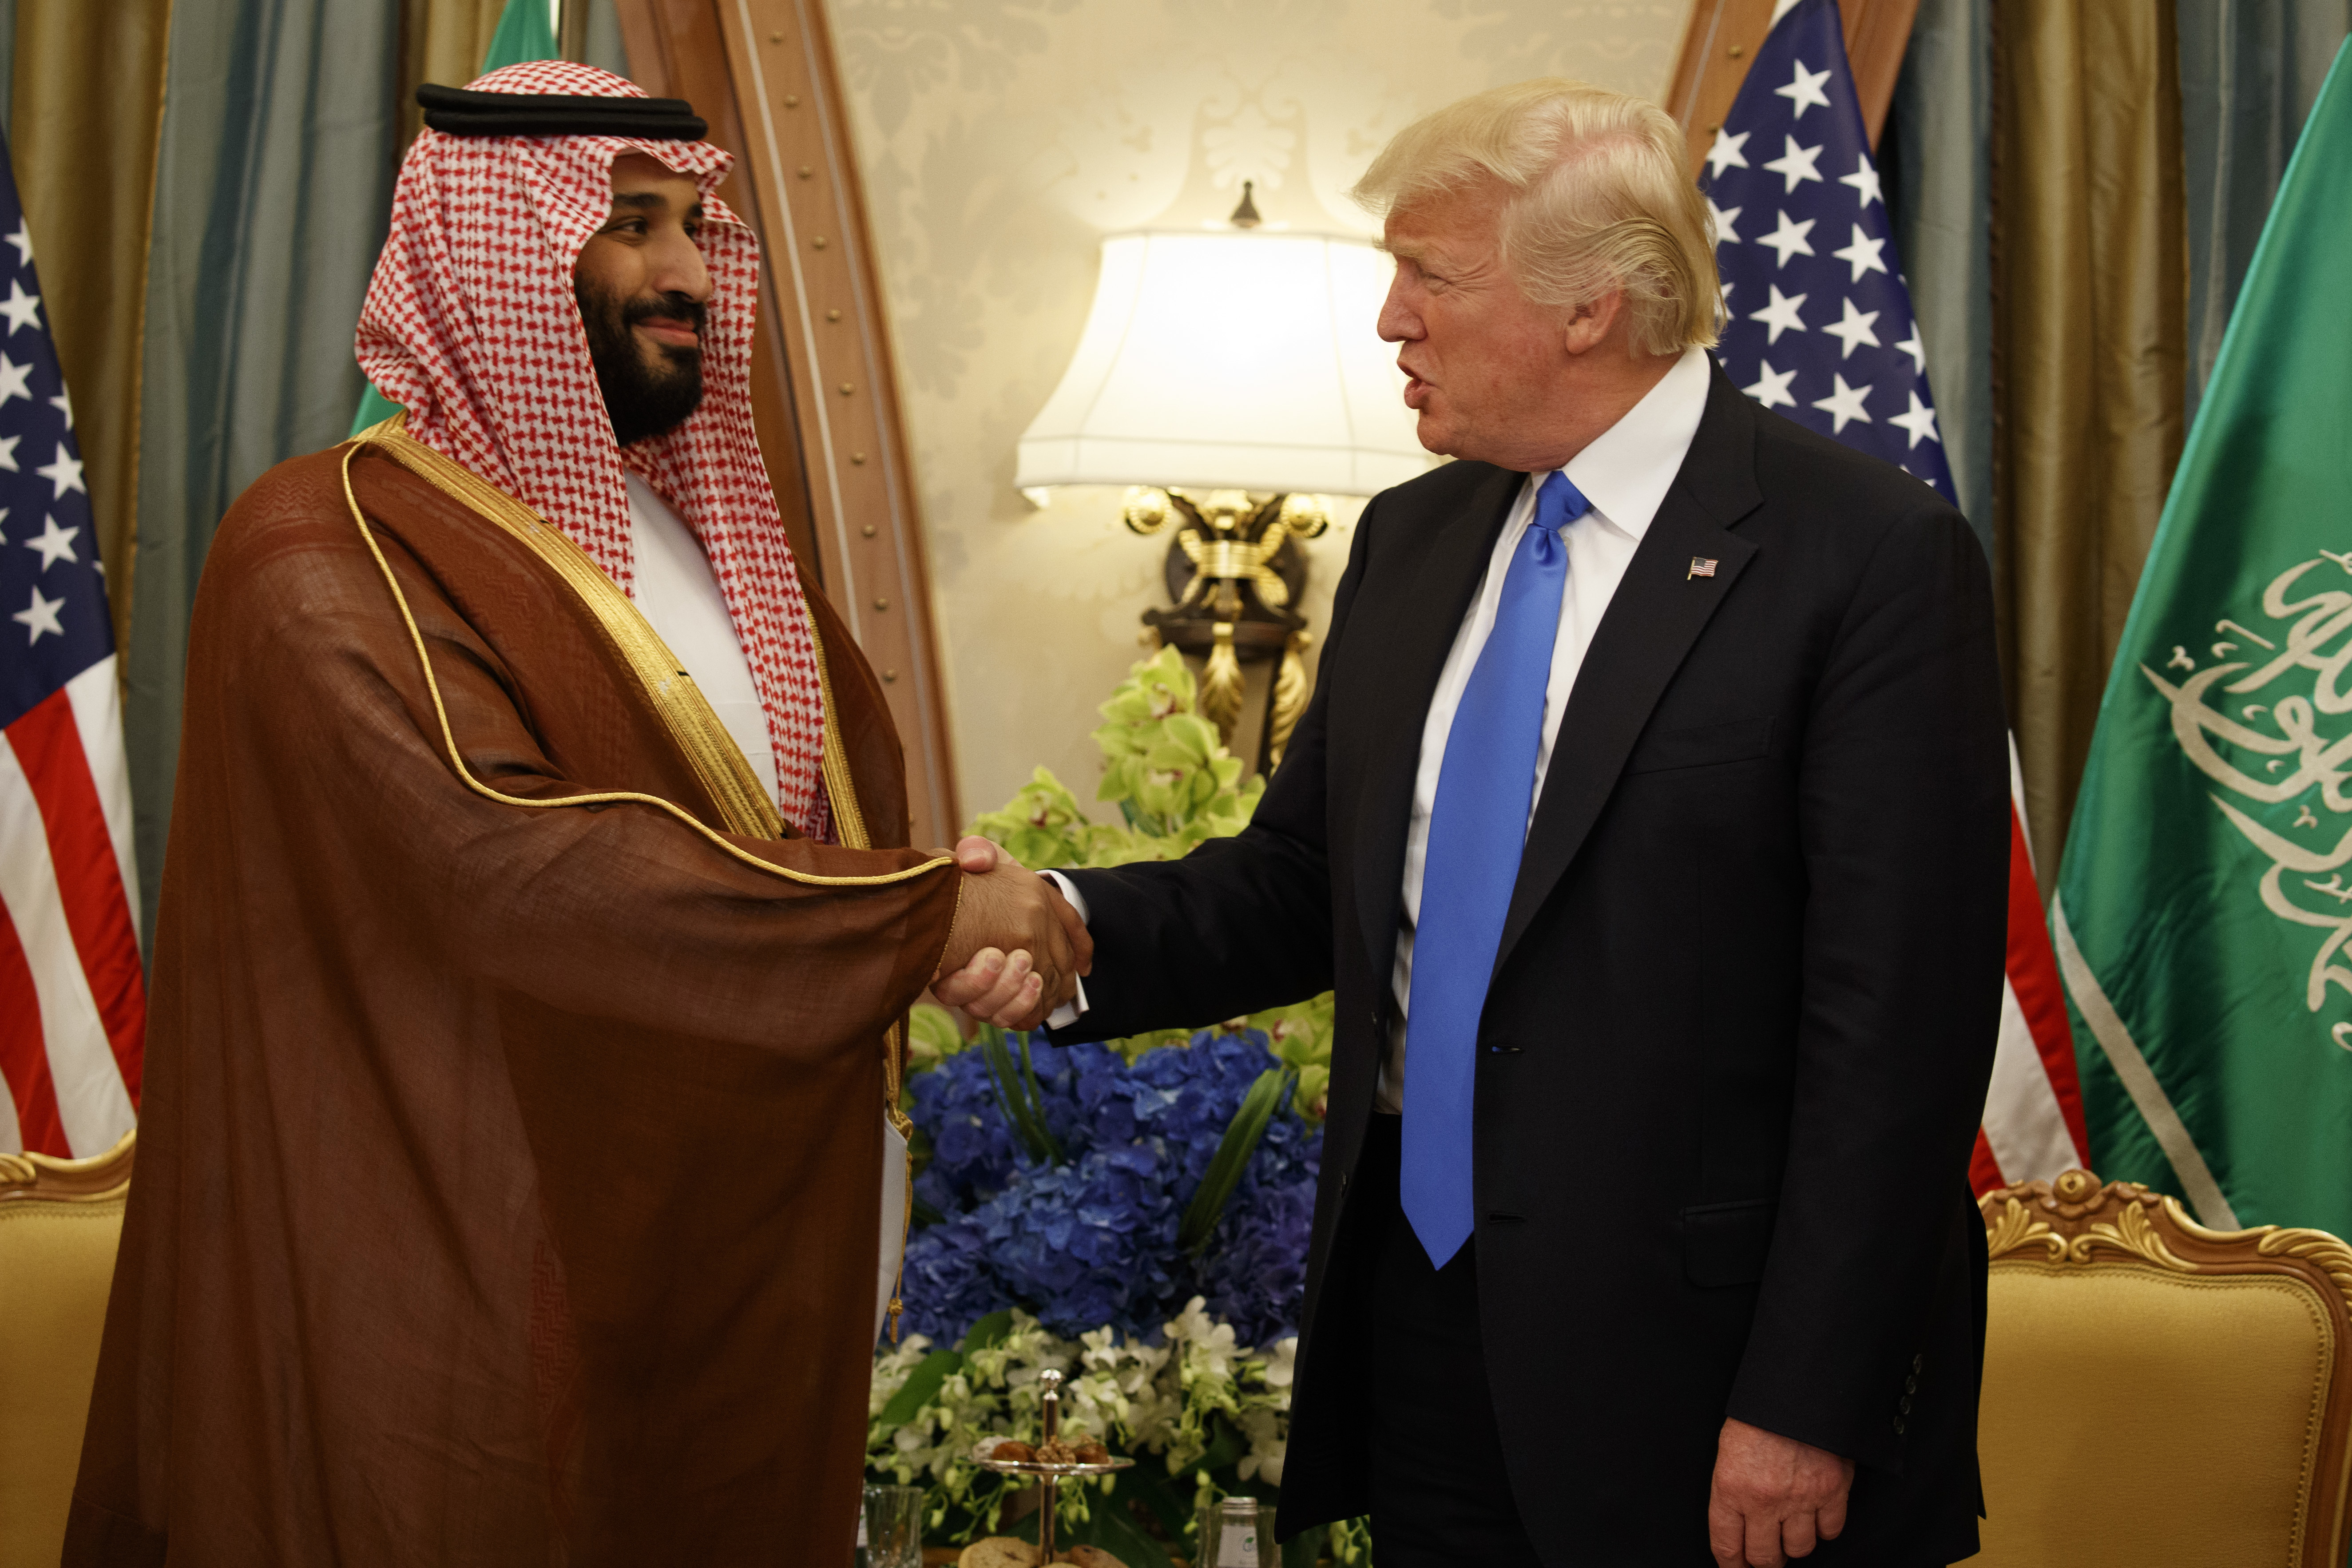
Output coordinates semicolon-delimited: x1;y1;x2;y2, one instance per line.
896;1028;1324;1346
908;1044;1023;1215
896;1205;1002;1339
1197;1154;1320;1346
969;1141;1184;1334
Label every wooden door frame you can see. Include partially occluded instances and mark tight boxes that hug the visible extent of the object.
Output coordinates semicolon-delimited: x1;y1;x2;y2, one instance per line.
1667;0;1922;171
613;0;960;847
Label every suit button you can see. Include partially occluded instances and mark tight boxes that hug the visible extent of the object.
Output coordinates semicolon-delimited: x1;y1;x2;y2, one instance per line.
1893;1417;1907;1435
1912;1353;1924;1373
1898;1396;1912;1415
1904;1375;1917;1394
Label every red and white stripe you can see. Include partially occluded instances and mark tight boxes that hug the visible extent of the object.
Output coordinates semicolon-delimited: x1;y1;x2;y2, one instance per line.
1971;738;2088;1193
0;653;142;1155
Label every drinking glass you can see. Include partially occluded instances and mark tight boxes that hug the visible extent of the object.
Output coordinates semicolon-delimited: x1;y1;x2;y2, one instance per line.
860;1483;923;1568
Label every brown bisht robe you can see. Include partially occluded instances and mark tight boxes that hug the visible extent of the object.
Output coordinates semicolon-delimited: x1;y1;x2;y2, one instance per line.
66;429;961;1565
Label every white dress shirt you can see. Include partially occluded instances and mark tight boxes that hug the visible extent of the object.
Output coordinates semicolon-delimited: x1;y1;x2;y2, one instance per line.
625;473;908;1334
1377;344;1712;1108
1045;346;1713;1087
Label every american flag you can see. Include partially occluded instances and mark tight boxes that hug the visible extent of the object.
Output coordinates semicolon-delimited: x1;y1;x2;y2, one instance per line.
0;131;143;1157
1705;0;2085;1192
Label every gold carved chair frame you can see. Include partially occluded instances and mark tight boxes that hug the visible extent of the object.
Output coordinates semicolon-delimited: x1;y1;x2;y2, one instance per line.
1979;1169;2352;1568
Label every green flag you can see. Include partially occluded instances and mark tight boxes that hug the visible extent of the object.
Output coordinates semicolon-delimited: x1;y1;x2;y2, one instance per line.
2055;39;2352;1237
348;0;559;435
484;0;561;66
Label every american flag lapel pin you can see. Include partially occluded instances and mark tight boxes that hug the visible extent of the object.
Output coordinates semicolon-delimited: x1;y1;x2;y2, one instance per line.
1687;556;1718;580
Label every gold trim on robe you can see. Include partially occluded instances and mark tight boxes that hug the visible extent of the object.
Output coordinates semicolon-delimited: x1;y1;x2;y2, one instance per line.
805;619;873;854
357;415;787;841
337;428;950;892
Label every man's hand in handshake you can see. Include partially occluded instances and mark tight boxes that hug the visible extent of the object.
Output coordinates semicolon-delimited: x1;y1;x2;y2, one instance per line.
931;836;1091;1030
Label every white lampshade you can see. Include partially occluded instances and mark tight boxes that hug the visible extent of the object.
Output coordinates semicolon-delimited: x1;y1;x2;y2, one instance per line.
1015;231;1432;498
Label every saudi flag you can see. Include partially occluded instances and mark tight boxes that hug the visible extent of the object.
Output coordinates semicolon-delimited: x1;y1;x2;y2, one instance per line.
2055;39;2352;1237
349;0;559;434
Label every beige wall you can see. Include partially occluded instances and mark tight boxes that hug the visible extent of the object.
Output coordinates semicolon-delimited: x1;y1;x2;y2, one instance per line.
828;0;1689;825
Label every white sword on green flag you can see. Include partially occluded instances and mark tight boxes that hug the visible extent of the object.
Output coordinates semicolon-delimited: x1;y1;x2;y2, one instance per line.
2055;39;2352;1237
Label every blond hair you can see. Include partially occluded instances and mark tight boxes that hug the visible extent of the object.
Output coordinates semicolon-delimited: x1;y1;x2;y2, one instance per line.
1350;79;1720;356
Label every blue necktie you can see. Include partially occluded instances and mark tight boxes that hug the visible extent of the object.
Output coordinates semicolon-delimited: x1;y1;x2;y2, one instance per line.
1400;470;1590;1268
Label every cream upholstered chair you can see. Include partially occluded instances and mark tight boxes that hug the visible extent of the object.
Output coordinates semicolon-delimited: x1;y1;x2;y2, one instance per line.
1975;1168;2352;1567
0;1132;132;1568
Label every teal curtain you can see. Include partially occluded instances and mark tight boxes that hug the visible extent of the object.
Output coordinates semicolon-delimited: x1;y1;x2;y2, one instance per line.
2178;0;2352;425
126;0;407;938
1880;0;2352;565
1880;0;1994;564
128;0;632;936
582;0;626;77
0;1;16;129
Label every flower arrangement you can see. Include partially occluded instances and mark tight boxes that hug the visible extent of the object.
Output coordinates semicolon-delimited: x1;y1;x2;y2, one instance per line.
871;647;1363;1565
899;1027;1319;1350
967;645;1263;870
866;1302;1310;1564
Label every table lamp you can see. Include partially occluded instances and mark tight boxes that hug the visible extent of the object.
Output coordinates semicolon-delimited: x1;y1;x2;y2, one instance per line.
1014;187;1430;771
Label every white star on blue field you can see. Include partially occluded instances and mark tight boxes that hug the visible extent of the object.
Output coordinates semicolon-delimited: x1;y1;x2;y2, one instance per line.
0;131;114;735
1703;0;1957;505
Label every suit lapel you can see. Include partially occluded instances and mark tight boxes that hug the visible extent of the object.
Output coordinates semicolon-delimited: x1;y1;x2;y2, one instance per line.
1351;464;1523;983
1492;368;1766;973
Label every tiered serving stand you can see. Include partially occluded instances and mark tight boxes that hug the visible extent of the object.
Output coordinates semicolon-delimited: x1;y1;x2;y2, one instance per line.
972;1368;1134;1564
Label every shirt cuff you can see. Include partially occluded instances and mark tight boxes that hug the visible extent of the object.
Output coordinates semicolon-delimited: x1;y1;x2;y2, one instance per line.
1042;871;1090;1031
1041;869;1089;925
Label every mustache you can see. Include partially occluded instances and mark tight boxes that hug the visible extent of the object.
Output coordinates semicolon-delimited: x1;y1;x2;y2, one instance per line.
623;291;707;338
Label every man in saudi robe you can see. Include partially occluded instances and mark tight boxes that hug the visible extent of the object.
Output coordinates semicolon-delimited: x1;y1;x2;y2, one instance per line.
65;62;1079;1565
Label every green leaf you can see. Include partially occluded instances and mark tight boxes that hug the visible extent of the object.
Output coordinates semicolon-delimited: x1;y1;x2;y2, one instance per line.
1193;1412;1249;1476
1281;1524;1326;1568
978;1031;1026;1144
1325;1516;1375;1565
961;1310;1015;1352
1013;1033;1065;1163
1113;1464;1198;1546
980;1028;1061;1166
1115;798;1168;838
1073;1496;1182;1568
1178;1068;1289;1253
875;1347;962;1429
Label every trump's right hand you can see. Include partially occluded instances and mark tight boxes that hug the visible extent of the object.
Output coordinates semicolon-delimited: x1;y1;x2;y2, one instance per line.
931;836;1091;1029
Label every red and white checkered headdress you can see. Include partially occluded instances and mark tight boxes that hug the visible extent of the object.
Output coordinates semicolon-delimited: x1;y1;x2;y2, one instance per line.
357;60;829;837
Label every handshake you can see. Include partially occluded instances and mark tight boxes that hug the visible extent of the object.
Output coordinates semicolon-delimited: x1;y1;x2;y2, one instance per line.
928;836;1092;1031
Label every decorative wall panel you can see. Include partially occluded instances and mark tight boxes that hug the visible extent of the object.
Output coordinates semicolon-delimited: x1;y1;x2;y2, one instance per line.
828;0;1687;816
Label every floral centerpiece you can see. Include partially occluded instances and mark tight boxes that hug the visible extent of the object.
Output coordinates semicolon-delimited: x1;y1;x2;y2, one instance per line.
869;648;1362;1566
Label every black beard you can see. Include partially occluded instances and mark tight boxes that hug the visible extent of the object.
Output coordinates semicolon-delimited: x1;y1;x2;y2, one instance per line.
575;277;706;448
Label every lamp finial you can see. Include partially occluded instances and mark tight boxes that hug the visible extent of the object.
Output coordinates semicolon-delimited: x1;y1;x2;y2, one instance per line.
1228;180;1261;229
